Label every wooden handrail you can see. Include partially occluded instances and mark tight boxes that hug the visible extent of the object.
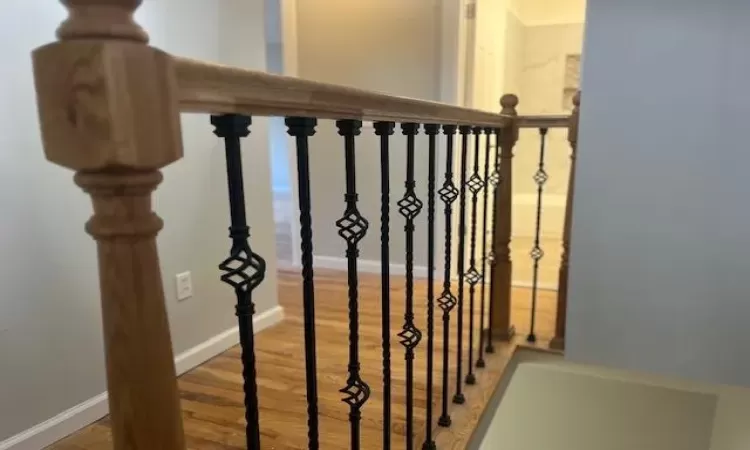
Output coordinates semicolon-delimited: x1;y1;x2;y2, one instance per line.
174;57;512;127
517;114;569;129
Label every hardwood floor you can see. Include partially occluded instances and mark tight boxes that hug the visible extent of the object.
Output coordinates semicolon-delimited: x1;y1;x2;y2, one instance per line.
48;269;556;449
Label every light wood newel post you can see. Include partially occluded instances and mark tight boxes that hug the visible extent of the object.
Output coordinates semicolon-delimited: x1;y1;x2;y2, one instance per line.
490;94;519;342
32;1;186;449
550;91;580;351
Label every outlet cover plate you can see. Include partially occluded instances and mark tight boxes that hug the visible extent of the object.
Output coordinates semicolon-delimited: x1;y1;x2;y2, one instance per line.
176;271;193;301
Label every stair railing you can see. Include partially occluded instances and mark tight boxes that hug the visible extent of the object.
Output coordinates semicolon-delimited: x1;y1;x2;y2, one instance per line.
511;92;581;351
30;1;579;448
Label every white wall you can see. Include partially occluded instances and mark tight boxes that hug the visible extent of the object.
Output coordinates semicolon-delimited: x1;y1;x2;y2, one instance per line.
519;0;587;25
439;0;470;108
0;0;279;445
469;0;509;111
294;0;445;268
265;0;293;196
511;22;583;287
567;0;750;388
470;1;584;288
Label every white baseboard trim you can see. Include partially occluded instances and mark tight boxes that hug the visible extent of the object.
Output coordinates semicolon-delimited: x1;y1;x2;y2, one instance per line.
0;305;284;450
0;393;110;450
448;274;558;292
313;255;428;278
313;256;558;291
513;193;567;208
174;306;284;375
512;280;559;292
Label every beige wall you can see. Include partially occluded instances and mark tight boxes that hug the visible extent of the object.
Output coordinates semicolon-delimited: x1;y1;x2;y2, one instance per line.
295;0;444;267
297;0;440;98
514;23;584;226
458;1;586;287
459;0;522;275
503;9;525;96
470;0;510;111
519;0;587;25
0;0;279;444
440;0;471;107
288;0;585;285
498;7;585;287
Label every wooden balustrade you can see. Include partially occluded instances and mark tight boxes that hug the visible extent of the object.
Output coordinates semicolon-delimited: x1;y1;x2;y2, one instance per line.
550;92;581;351
488;97;580;348
511;93;581;351
31;1;516;449
30;1;581;448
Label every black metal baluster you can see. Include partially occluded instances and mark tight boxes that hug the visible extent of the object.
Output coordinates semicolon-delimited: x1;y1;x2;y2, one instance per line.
485;128;502;355
422;123;439;450
374;121;395;450
453;125;472;404
528;127;549;343
336;119;371;450
398;122;423;450
464;127;485;385
285;117;319;450
437;125;459;426
211;114;267;450
477;128;493;369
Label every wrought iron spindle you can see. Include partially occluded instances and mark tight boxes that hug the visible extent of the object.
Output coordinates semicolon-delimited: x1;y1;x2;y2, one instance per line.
453;125;472;404
485;128;502;355
477;127;493;368
374;121;395;450
398;122;423;450
437;125;459;426
335;119;371;450
464;127;485;385
528;127;549;343
211;114;267;450
285;117;319;450
422;123;439;450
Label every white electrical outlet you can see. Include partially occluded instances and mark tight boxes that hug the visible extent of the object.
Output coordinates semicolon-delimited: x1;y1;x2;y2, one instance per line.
176;271;193;301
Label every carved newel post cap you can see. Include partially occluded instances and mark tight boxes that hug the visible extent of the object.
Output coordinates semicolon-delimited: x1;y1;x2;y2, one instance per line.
33;0;182;172
500;94;519;115
499;94;519;141
57;0;149;42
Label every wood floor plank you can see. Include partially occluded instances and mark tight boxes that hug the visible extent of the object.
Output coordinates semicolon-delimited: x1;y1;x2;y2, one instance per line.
48;269;556;449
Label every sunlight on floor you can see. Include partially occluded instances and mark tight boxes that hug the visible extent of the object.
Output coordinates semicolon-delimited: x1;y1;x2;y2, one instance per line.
477;350;750;450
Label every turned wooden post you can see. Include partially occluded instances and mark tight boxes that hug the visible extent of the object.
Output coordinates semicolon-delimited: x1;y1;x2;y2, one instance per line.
550;91;580;351
32;1;186;449
489;94;519;341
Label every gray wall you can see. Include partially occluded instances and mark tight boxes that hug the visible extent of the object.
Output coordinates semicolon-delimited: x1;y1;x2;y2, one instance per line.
0;0;278;442
295;0;444;267
567;0;750;388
